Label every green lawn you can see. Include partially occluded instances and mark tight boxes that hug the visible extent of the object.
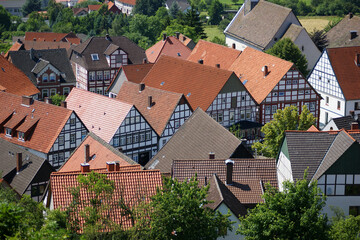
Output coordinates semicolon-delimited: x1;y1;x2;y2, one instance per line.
204;25;225;41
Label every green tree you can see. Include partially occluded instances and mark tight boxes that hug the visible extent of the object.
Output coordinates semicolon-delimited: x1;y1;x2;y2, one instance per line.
330;214;360;240
0;5;11;34
210;36;226;46
266;38;309;76
133;0;165;16
238;171;329;240
310;29;328;52
208;0;223;25
50;94;66;106
131;176;232;239
252;105;315;158
22;0;42;17
169;1;180;19
181;6;206;40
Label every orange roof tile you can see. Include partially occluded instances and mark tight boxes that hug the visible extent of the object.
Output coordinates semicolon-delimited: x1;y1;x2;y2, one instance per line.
117;0;135;6
178;33;193;46
141;55;237;111
117;82;190;136
327;46;360;100
25;32;68;42
228;47;293;104
307;125;319;131
187;40;242;70
0;92;73;153
146;36;191;63
88;4;102;10
51;169;162;231
4;41;23;57
59;132;137;173
66;88;133;143
0;56;39;96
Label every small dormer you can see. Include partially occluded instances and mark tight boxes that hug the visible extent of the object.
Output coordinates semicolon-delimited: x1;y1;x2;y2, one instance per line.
16;116;40;141
104;43;128;68
3;113;27;138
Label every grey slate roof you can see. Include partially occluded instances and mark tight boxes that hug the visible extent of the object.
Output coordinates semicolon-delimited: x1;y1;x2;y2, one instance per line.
31;59;51;74
8;48;76;86
0;138;54;195
70;36;146;71
166;0;190;12
145;108;253;173
326;14;360;48
225;1;295;50
282;24;303;42
332;115;360;130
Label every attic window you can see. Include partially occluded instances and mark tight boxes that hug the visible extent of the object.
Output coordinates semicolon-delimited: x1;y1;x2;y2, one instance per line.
160;81;165;86
1;67;4;72
91;54;99;61
18;132;24;141
5;128;11;137
177;53;181;56
243;79;248;85
187;93;191;97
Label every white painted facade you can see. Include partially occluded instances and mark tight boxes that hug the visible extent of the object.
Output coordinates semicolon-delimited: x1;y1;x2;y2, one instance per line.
276;151;293;192
114;0;134;14
217;203;244;240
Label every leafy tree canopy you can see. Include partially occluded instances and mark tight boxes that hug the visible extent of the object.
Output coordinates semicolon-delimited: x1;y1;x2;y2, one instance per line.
0;6;11;34
252;105;316;158
22;0;42;17
266;38;309;76
310;29;328;52
208;0;223;25
133;0;165;16
238;171;329;240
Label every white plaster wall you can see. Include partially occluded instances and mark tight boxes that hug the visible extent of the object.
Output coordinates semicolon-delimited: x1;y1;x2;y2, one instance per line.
108;68;127;96
322;119;339;131
319;91;345;127
277;152;293;192
293;29;321;71
224;34;251;51
346;99;360;116
114;0;134;14
217;203;244;240
323;196;360;218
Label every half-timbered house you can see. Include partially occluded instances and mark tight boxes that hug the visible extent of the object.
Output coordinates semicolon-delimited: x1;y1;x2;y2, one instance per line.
117;82;193;150
308;46;360;128
0;92;88;169
66;88;157;165
69;35;146;96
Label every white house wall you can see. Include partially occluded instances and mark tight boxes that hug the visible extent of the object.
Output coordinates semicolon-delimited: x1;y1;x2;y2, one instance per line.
75;63;88;90
217;203;244;240
277;151;293;192
322;119;339;131
114;0;134;14
108;68;127;98
346;100;360;116
225;34;251;51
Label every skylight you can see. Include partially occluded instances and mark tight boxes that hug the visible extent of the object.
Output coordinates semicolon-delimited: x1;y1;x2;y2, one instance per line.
160;81;165;86
187;93;191;97
243;80;248;85
91;54;99;61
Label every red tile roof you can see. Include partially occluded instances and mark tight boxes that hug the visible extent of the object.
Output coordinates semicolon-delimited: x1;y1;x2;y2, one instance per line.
307;125;319;131
88;4;102;10
117;81;190;136
117;0;136;6
141;55;237;111
172;158;277;204
146;36;191;63
4;41;23;57
187;40;242;70
51;169;162;231
0;55;39;96
58;132;138;173
0;92;73;153
327;46;360;100
66;88;133;143
24;32;81;45
228;47;293;104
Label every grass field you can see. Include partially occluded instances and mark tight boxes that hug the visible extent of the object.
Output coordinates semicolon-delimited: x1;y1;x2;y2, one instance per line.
204;25;225;41
298;16;333;32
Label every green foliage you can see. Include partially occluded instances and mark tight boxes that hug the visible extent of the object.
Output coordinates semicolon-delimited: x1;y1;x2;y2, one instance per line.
18;12;50;32
323;16;342;32
238;171;329;240
133;0;165;16
169;1;181;19
49;94;66;106
266;38;309;76
74;0;101;8
0;42;11;54
210;36;226;45
208;0;224;25
131;176;233;239
158;21;196;43
22;0;42;17
252;105;316;158
0;202;24;238
0;5;11;34
218;18;230;31
180;6;207;40
310;29;328;51
330;213;360;240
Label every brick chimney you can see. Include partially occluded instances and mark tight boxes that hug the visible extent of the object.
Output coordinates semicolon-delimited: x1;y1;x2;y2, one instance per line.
225;159;234;185
350;12;353;19
351;122;359;130
115;161;120;171
163;33;167;41
198;59;203;64
44;97;52;104
148;96;153;108
16;153;22;173
139;83;145;92
61;101;67;108
21;96;32;106
176;32;180;39
81;163;90;173
84;144;90;163
262;65;269;77
209;152;215;159
106;162;115;172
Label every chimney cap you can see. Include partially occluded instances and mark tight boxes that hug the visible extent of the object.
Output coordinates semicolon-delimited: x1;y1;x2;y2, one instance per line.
225;159;234;165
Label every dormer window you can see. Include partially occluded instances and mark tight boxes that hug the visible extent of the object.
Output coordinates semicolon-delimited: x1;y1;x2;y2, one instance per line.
50;73;56;82
18;132;24;141
43;73;48;82
5;128;11;137
91;54;99;61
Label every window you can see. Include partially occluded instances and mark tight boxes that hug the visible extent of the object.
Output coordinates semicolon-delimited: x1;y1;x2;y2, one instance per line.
265;106;271;114
97;88;103;95
145;131;151;141
42;73;48;82
230;111;235;122
286;80;291;84
96;71;103;80
81;131;87;140
50;88;56;96
240;110;245;120
140;132;145;142
246;110;251;120
325;112;329;124
89;71;96;80
135;116;140;123
31;184;46;197
18;132;24;140
50;73;56;82
59;152;64;162
231;96;237;108
217;113;223;123
63;87;70;95
70;118;75;126
337;101;341;110
42;89;48;98
104;71;110;79
305;90;310;94
133;133;139;143
162;139;167;145
272;105;277;114
125;118;130;125
293;80;298;84
355;102;360;110
126;135;132;144
273;92;278;97
115;54;123;63
70;133;76;143
5;128;11;137
91;54;99;61
58;135;64;145
326;96;329;105
174;120;180;128
113;137;119;147
90;88;96;93
310;102;315;111
345;185;360;196
279;92;285;96
120;136;126;145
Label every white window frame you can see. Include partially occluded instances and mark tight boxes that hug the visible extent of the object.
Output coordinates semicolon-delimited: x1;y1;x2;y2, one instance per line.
42;73;48;82
18;131;24;140
50;88;56;96
91;54;99;61
5;128;12;137
50;73;56;82
89;71;96;81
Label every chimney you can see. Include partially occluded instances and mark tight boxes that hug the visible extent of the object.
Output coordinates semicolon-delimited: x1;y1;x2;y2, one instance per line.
16;153;22;172
225;159;234;185
30;48;34;60
232;43;236;49
209;152;215;159
350;31;357;40
81;163;90;173
262;65;269;77
163;33;167;41
21;96;32;106
350;12;353;19
139;83;145;92
198;59;203;64
148;96;153;108
143;58;147;64
33;38;36;41
106;161;115;172
105;34;111;41
61;101;67;108
44;97;52;104
176;32;180;39
350;110;355;117
204;176;207;186
215;64;220;68
118;147;123;153
115;161;120;171
351;122;359;130
84;144;90;163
